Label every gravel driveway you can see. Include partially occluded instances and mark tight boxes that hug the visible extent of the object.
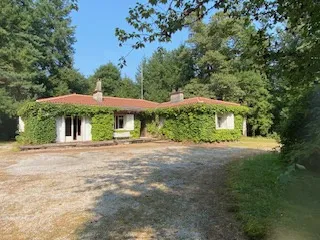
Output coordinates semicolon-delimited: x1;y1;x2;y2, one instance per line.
0;142;260;240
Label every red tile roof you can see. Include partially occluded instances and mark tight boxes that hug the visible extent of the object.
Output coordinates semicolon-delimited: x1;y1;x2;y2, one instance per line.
36;94;158;110
36;94;240;110
157;97;240;108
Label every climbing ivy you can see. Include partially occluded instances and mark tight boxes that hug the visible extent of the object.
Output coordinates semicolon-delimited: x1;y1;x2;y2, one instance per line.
16;115;56;144
143;103;247;142
92;114;114;141
18;102;116;118
17;102;116;144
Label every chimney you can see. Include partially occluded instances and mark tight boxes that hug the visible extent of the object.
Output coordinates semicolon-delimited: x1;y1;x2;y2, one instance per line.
170;88;184;103
93;79;103;102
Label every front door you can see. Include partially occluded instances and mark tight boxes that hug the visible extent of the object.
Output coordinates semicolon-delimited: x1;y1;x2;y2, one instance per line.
65;116;82;142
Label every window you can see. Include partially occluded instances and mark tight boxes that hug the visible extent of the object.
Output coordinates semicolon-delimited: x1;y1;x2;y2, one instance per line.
115;115;124;129
216;113;234;129
65;116;72;136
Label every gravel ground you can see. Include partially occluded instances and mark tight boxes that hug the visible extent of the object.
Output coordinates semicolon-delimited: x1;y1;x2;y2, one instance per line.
0;142;262;240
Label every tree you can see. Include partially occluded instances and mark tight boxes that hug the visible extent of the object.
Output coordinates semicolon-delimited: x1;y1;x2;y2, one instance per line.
49;67;89;96
0;0;77;139
136;46;195;102
89;63;121;96
114;77;140;99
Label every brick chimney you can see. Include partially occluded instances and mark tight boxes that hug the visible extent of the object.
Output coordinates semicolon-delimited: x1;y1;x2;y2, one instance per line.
170;89;184;103
93;79;103;102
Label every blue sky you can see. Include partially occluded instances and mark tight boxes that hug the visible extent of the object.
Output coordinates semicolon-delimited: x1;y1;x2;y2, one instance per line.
71;1;189;80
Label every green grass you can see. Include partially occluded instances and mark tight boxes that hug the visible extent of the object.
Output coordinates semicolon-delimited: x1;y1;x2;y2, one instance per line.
227;137;279;150
228;153;286;239
229;153;320;239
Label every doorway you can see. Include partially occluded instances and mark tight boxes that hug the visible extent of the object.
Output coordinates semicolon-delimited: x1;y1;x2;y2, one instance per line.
65;116;82;142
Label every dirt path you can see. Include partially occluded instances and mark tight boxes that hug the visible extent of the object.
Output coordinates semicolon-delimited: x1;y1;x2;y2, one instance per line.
0;142;263;239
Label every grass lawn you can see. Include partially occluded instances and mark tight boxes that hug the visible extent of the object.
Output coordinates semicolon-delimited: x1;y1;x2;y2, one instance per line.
228;153;320;240
227;136;279;150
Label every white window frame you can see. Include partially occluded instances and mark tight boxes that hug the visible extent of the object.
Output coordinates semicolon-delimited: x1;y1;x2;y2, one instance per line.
215;113;235;130
114;115;125;130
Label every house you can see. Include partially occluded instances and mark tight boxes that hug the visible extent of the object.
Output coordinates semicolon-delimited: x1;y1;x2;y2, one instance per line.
18;80;248;144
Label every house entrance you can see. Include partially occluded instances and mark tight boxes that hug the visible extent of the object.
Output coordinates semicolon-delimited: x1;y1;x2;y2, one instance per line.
65;116;82;142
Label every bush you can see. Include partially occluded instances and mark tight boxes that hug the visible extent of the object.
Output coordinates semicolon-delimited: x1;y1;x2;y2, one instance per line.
91;114;114;141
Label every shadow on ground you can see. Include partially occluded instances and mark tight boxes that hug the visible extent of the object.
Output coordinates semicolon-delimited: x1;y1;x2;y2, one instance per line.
76;147;263;240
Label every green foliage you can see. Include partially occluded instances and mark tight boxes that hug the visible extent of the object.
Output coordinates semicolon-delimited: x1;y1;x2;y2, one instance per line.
136;46;195;102
281;86;320;170
130;119;141;139
91;114;114;141
18;102;115;119
114;77;140;99
49;67;89;96
0;0;77;138
145;104;247;142
89;62;121;95
160;113;242;142
228;153;285;239
17;102;116;144
17;115;56;144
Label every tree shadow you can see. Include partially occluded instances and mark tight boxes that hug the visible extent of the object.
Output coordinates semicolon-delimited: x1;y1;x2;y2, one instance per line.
76;147;261;239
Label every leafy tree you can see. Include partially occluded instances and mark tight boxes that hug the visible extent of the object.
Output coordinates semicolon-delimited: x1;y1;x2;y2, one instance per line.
136;46;195;102
89;63;121;96
114;77;140;99
184;79;212;98
49;67;89;96
0;0;77;139
236;71;273;136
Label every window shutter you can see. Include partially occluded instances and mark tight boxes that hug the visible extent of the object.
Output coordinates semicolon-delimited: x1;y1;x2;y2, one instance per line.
55;116;65;142
18;117;25;132
124;114;134;130
227;114;235;129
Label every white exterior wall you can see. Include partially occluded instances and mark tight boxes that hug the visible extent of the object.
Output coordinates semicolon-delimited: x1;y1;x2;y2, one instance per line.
18;117;25;132
242;117;247;136
124;114;134;130
83;116;92;141
56;116;65;143
55;116;92;143
215;113;235;130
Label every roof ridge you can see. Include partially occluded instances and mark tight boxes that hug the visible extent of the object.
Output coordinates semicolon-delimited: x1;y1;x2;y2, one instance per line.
103;96;159;104
36;93;77;102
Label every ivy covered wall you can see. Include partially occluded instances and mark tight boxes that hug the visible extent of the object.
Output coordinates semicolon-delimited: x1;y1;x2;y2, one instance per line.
17;102;115;144
144;104;248;142
17;115;56;144
91;114;114;141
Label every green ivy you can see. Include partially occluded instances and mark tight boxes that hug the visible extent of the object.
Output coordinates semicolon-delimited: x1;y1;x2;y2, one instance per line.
130;119;141;139
17;102;116;144
18;102;116;119
144;104;245;142
91;114;114;141
17;115;56;144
